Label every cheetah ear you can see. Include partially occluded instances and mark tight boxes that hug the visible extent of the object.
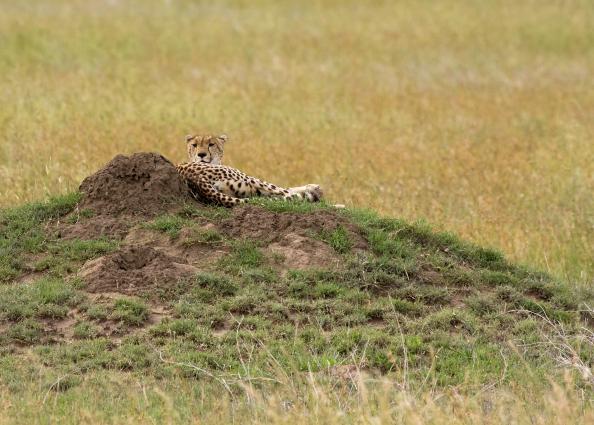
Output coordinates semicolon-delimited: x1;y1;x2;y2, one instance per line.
185;134;194;142
217;134;228;144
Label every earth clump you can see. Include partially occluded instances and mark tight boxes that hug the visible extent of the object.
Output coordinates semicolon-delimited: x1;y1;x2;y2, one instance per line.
78;152;191;217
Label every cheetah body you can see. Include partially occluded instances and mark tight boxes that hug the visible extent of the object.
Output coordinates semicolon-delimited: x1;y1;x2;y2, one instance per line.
177;134;323;207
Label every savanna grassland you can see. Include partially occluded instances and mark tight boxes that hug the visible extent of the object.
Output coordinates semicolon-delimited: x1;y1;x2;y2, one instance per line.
0;0;592;283
1;1;594;424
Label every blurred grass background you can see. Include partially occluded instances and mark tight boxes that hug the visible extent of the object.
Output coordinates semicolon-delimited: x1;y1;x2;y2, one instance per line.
0;0;592;283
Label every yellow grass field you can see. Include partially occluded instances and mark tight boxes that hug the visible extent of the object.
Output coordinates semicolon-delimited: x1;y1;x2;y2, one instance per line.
1;372;592;425
0;1;592;281
1;2;594;423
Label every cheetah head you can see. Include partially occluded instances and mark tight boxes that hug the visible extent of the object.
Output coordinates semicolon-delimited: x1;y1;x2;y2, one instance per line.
185;134;227;165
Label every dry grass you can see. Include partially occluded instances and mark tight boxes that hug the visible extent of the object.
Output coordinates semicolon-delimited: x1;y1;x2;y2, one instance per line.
1;370;593;424
0;1;592;280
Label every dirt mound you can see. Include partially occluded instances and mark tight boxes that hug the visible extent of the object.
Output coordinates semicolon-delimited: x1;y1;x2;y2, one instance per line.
66;152;365;299
219;206;368;249
79;245;198;295
78;152;191;217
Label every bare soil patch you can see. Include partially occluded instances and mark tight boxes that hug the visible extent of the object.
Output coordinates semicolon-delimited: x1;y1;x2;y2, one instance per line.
218;205;368;249
79;245;198;296
55;215;133;240
123;227;228;268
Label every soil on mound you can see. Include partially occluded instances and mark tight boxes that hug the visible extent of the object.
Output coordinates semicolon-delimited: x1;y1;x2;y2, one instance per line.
220;206;368;250
80;245;198;295
78;152;192;217
56;216;131;240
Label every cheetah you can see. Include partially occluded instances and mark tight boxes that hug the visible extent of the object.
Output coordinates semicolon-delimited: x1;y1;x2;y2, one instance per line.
176;134;323;207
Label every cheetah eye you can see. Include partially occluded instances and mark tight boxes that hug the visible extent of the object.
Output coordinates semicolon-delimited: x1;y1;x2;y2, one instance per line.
191;143;197;148
208;143;215;147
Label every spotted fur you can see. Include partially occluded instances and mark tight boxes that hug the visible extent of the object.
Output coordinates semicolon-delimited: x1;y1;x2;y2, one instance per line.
177;134;323;207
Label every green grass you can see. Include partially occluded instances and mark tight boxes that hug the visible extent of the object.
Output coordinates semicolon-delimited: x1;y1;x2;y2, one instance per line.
0;277;83;346
84;304;108;321
111;298;150;327
0;277;79;321
248;198;333;214
346;209;511;271
65;208;94;224
0;193;592;422
6;319;44;345
178;203;232;221
72;321;100;339
219;240;266;272
318;225;353;254
34;238;118;276
145;212;227;244
194;273;238;297
182;227;225;246
0;192;82;282
144;214;192;238
0;191;117;287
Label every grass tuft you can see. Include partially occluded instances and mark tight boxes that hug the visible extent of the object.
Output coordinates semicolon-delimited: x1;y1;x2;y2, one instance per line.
220;240;265;272
111;299;149;327
318;225;352;254
144;214;191;238
0;277;78;321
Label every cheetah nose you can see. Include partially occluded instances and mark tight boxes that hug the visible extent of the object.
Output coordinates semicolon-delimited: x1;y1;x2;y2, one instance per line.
197;153;207;158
